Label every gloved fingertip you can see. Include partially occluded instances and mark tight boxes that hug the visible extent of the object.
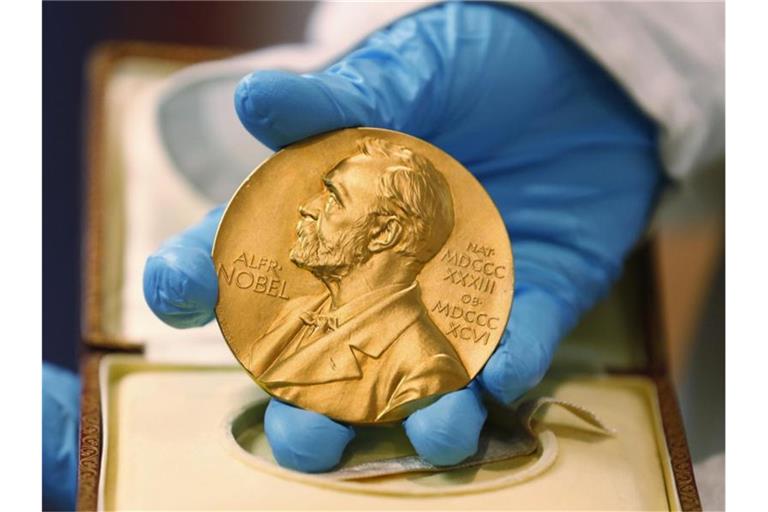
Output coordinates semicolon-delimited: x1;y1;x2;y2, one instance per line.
235;70;289;141
43;364;80;511
404;388;487;466
479;290;565;404
143;244;218;328
479;329;551;405
235;70;347;150
477;367;533;405
265;400;355;473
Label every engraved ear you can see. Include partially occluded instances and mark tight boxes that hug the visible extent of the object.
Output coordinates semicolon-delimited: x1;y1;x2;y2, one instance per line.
368;216;402;253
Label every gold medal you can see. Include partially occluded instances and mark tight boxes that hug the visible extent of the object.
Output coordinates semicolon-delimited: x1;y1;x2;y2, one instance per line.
213;128;513;424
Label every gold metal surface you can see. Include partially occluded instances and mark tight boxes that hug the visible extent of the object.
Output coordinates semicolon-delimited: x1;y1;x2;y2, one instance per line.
213;128;513;424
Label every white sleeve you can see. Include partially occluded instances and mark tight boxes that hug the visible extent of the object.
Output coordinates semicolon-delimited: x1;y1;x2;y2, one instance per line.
514;2;724;181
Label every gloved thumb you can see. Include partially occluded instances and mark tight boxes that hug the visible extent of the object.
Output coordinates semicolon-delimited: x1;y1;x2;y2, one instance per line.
143;206;224;328
234;16;446;149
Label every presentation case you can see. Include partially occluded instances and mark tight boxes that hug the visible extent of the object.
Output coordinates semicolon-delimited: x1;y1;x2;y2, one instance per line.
77;42;701;511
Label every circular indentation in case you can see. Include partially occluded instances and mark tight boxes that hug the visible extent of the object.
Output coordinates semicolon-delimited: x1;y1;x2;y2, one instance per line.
225;399;559;496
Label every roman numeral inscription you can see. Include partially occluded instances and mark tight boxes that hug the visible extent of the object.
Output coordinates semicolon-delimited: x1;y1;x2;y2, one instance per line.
218;252;290;300
440;243;507;295
434;243;508;345
431;300;501;345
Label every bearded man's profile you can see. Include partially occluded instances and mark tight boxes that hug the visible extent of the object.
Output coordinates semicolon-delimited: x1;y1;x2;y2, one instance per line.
246;136;468;422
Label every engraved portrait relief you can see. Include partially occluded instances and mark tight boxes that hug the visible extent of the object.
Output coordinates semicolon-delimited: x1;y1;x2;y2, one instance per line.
246;137;469;422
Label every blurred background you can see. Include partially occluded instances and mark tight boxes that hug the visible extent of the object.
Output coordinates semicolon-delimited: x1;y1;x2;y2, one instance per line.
43;1;724;508
43;1;314;372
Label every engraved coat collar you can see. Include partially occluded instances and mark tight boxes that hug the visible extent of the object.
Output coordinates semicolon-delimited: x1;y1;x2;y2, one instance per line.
258;281;422;386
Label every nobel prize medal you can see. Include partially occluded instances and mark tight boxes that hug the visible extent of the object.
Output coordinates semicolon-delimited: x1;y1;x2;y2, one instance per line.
213;128;513;424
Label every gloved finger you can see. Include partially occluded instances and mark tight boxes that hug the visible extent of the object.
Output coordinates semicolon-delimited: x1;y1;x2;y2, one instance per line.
143;206;224;328
234;3;581;162
43;363;80;511
478;287;572;405
403;384;487;466
477;143;662;405
234;5;460;150
264;399;355;473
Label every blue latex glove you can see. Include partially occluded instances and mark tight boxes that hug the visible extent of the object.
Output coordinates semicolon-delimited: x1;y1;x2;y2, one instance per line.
145;2;662;471
43;362;81;511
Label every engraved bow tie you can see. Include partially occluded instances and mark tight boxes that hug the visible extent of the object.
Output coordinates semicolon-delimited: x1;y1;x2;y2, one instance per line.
299;311;339;331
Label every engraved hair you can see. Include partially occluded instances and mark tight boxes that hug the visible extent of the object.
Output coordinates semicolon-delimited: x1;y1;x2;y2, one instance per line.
357;137;455;264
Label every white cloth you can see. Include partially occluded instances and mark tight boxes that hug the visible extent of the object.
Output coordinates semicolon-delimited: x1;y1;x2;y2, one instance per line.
155;1;724;201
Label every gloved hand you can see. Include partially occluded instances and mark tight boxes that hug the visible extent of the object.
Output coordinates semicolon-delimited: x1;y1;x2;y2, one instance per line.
43;362;81;511
145;2;662;471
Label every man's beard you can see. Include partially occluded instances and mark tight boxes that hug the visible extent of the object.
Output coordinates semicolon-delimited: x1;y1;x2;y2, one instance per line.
289;214;375;281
